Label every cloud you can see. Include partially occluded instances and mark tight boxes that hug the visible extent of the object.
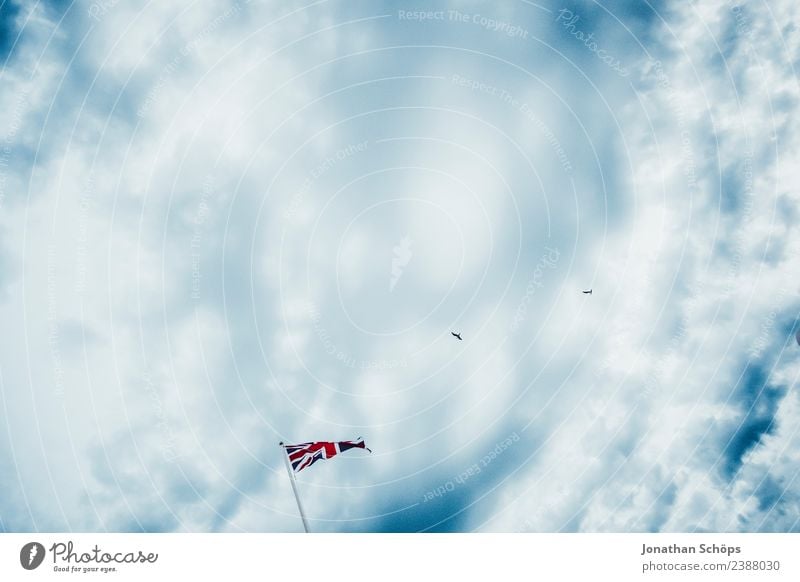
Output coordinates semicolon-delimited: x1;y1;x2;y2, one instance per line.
475;0;800;533
1;0;798;533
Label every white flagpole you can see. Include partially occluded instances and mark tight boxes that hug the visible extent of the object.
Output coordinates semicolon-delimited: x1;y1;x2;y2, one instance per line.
279;442;310;533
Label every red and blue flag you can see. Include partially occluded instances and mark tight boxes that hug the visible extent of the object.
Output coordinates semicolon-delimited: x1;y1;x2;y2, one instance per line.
284;439;371;473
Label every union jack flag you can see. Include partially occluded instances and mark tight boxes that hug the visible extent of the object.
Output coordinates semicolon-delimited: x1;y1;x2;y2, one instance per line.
283;439;371;473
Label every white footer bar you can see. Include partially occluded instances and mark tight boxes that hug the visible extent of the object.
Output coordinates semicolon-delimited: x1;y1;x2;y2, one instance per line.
1;533;797;581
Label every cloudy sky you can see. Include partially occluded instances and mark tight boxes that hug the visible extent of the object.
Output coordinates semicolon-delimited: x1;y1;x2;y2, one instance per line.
0;0;798;533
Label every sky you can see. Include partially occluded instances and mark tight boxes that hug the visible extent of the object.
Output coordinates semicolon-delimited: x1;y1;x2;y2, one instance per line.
0;0;798;533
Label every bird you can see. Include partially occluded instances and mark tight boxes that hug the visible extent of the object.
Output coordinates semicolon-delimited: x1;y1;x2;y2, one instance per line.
582;289;593;295
451;332;463;341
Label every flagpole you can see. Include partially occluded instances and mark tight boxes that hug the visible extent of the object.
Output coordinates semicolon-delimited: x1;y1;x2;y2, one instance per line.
279;442;310;533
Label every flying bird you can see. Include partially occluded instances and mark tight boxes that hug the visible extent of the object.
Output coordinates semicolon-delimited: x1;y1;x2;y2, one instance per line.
582;289;593;295
451;332;463;341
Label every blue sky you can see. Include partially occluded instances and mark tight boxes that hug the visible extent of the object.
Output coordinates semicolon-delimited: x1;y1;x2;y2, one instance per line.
0;0;799;533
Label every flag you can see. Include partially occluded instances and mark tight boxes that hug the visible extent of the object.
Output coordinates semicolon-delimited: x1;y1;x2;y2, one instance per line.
284;438;371;473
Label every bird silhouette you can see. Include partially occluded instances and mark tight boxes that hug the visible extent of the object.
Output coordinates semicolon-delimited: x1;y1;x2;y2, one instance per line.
451;332;463;341
582;289;593;295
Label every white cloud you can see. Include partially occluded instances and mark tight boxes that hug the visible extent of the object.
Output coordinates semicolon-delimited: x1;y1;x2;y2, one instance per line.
1;0;798;533
476;0;800;532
